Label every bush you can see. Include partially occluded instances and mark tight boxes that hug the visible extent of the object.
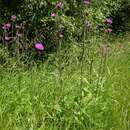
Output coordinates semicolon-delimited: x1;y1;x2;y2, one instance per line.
0;0;127;60
0;0;86;56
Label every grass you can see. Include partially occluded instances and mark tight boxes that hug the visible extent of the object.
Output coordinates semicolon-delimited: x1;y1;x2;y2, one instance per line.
0;34;130;130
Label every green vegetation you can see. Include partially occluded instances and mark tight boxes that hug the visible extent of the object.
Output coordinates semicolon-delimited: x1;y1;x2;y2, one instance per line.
0;34;130;130
0;0;130;130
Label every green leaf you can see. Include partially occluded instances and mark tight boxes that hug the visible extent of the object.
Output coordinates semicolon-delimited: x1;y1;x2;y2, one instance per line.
50;0;57;5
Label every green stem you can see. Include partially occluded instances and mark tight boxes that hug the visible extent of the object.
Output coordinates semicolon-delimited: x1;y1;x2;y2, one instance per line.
80;10;87;100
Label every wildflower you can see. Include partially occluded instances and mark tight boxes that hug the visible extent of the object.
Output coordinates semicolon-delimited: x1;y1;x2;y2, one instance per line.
2;23;11;30
83;0;91;6
34;43;45;51
106;28;112;33
51;12;56;17
56;1;64;9
105;18;113;25
11;15;17;21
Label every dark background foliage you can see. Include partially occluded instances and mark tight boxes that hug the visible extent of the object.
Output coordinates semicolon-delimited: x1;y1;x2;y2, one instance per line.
0;0;130;55
111;1;130;33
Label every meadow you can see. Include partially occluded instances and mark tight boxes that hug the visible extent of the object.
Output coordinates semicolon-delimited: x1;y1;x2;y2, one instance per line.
0;0;130;130
0;33;130;130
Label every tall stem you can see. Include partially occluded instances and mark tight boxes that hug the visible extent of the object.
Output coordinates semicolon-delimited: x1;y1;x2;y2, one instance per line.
80;10;87;100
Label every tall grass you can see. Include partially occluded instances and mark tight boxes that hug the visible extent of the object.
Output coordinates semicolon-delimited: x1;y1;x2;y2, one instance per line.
0;33;130;130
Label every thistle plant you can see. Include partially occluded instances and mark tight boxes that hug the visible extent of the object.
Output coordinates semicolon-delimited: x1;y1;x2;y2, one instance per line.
79;0;92;100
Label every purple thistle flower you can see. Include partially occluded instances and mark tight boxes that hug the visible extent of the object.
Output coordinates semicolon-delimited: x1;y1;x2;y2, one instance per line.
106;28;112;33
83;0;91;6
11;15;17;21
105;18;113;25
34;43;45;51
51;12;56;17
2;23;11;30
56;1;64;9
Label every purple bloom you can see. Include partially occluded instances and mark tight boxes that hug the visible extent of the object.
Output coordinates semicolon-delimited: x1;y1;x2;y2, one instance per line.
2;23;11;30
105;18;113;25
106;28;112;33
56;1;64;9
11;15;17;21
51;12;56;17
83;0;91;6
6;23;11;28
34;43;45;51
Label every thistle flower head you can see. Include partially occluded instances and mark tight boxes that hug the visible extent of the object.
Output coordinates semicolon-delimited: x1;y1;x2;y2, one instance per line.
11;15;17;21
2;23;11;30
34;43;45;51
51;12;56;17
56;1;64;9
105;18;113;25
106;28;112;33
83;0;91;6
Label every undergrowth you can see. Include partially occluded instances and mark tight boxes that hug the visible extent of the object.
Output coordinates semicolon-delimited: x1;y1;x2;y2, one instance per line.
0;34;130;130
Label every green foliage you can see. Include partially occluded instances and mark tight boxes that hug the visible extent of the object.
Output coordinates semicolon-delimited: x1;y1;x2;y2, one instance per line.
0;0;127;55
0;1;130;130
89;0;122;24
0;35;130;130
111;1;130;33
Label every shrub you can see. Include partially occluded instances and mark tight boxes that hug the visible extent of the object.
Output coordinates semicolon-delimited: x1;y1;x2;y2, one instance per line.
0;0;127;60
